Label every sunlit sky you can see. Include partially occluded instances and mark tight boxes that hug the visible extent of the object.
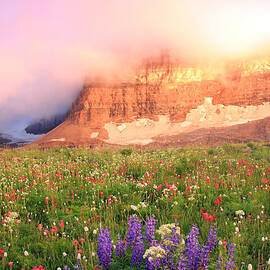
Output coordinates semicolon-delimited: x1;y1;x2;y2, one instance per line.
1;0;270;133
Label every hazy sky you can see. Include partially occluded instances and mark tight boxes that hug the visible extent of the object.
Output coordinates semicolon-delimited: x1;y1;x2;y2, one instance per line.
1;0;270;133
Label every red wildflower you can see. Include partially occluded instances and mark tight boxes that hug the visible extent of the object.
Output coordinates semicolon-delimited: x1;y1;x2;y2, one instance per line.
59;220;64;229
80;238;85;243
202;212;209;219
207;215;215;221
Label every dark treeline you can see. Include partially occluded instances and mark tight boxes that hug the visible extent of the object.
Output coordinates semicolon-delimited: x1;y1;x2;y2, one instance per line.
25;112;68;135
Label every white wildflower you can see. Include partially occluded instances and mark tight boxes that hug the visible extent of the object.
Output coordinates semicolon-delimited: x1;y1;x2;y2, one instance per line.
143;246;167;261
131;205;138;211
157;223;180;238
141;202;147;208
235;210;245;216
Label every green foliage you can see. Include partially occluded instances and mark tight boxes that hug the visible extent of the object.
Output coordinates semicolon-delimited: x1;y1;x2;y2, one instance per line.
0;143;269;269
174;157;195;177
222;143;242;155
247;142;255;149
120;148;133;156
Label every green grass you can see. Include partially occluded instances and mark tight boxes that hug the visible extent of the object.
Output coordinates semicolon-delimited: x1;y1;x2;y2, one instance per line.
0;143;269;269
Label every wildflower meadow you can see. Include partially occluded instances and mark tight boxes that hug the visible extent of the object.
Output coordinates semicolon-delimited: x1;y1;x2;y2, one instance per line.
0;143;269;269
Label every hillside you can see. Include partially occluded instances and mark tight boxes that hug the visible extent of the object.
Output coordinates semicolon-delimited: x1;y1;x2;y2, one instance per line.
31;56;270;148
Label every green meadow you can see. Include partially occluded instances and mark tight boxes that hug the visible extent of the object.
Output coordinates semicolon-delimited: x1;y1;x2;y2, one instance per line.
0;143;269;269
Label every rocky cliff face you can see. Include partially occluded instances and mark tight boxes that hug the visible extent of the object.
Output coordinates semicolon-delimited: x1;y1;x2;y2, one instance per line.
32;57;270;148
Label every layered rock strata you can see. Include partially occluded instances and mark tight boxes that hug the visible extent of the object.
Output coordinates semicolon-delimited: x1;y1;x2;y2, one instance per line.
32;57;270;148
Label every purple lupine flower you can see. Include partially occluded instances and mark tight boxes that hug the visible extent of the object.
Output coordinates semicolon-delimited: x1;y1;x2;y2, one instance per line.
216;256;223;270
126;215;142;249
144;243;166;270
169;225;180;251
176;255;187;270
116;234;126;257
167;257;177;270
131;238;145;267
145;216;157;245
97;228;113;269
131;231;145;267
131;218;145;267
185;224;200;269
198;225;217;268
74;264;82;270
225;243;236;269
163;225;180;270
126;215;145;266
146;257;163;270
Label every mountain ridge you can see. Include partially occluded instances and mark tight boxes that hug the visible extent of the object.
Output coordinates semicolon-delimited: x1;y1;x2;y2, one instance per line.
29;56;270;148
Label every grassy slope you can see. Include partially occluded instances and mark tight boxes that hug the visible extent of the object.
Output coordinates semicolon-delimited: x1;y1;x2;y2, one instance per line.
0;143;269;269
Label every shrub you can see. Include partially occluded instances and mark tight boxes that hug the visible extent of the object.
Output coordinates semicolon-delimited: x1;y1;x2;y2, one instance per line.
120;149;133;156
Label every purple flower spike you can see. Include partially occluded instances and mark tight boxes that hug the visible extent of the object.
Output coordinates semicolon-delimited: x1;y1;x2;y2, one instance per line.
185;224;200;269
225;243;236;269
126;215;142;248
116;234;126;257
97;228;113;269
176;255;187;270
131;236;145;267
216;256;223;270
145;216;157;245
198;225;217;268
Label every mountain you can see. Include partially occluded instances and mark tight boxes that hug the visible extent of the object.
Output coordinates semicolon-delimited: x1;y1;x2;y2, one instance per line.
0;133;12;145
25;112;68;135
0;131;40;148
30;55;270;148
